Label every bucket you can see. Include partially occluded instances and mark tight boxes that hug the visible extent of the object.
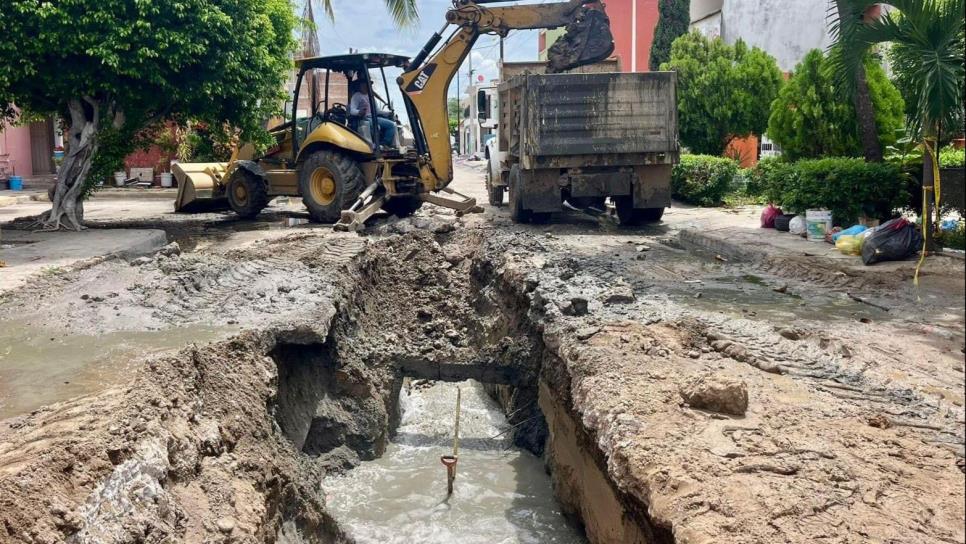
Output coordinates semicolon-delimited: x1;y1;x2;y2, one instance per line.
805;209;832;241
114;171;126;187
8;176;23;191
160;172;174;188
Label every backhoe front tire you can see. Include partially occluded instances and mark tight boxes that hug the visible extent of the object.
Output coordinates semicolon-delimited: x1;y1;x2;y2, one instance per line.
227;170;269;219
299;150;365;223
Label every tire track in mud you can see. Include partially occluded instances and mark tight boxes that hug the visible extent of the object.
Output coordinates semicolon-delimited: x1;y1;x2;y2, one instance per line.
136;233;367;324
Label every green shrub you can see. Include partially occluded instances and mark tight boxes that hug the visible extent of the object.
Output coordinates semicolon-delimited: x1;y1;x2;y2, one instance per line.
939;145;965;168
938;221;965;250
671;155;740;206
755;157;907;225
743;156;789;198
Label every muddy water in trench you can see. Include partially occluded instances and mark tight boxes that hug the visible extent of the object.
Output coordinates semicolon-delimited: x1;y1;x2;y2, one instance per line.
323;380;584;544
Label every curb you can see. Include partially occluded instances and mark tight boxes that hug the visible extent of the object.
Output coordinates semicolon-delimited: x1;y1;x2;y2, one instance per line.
0;193;47;208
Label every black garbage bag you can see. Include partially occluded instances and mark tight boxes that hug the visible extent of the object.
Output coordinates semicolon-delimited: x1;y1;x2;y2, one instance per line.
861;218;923;265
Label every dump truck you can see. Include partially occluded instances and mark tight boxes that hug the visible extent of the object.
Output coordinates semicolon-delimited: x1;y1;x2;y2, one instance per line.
486;71;679;225
173;0;616;231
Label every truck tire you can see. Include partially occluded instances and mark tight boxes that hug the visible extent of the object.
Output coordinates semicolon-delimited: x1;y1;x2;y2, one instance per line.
227;169;269;219
615;197;664;225
508;165;532;223
299;150;364;223
382;196;423;217
486;167;504;206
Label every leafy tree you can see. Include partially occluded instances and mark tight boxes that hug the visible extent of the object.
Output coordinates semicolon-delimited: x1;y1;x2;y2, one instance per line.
829;0;965;249
661;32;783;156
768;49;904;160
649;0;690;71
0;0;297;230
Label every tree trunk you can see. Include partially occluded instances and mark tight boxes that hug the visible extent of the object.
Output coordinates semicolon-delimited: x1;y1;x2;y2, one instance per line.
41;98;100;230
41;98;126;231
922;138;936;252
853;66;883;162
835;0;882;163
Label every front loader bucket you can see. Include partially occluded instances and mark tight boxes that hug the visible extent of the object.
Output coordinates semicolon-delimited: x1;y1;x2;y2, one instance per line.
173;162;231;213
546;7;616;73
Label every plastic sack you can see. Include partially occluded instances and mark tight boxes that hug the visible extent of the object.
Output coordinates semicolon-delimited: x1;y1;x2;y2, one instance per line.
832;224;867;242
789;215;807;236
760;204;782;228
861;218;923;265
835;235;863;256
774;214;795;232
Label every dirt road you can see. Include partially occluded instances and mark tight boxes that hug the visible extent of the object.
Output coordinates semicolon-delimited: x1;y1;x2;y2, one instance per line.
0;162;962;543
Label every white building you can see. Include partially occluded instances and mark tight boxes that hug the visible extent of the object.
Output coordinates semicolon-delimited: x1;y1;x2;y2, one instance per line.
458;80;498;157
690;0;834;72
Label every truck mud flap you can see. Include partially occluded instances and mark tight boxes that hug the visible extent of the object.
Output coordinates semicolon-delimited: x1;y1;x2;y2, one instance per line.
633;165;673;209
523;169;563;213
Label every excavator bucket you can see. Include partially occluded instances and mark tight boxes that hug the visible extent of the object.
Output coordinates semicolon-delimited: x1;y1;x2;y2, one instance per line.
546;6;616;73
172;162;231;212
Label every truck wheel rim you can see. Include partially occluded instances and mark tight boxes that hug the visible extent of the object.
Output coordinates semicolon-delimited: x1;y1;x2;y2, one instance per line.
310;167;337;205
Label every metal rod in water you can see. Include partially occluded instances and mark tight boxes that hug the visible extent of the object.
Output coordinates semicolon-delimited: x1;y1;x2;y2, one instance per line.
441;386;461;496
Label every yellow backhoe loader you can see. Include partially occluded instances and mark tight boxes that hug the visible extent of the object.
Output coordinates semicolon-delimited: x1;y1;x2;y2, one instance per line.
173;0;614;230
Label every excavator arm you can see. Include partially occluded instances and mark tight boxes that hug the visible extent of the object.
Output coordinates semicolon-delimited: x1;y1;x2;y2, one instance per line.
397;0;614;192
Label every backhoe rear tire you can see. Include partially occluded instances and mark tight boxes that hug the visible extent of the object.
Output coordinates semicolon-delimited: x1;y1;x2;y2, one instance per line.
382;196;423;218
227;169;269;219
299;150;365;223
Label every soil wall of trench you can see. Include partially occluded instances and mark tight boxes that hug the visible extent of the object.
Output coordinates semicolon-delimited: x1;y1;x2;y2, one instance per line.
0;227;664;544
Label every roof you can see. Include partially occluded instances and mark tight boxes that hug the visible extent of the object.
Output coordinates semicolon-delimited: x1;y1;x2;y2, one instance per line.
295;53;410;72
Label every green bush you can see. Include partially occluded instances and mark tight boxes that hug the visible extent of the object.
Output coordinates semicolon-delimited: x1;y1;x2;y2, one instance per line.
754;157;907;225
938;221;966;250
671;155;740;206
939;145;965;168
767;49;905;161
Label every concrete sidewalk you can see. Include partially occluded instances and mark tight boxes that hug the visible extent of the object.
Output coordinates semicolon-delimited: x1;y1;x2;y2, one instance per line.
0;228;167;294
675;205;965;289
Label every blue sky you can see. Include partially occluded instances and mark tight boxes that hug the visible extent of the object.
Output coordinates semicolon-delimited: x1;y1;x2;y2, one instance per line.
312;0;542;122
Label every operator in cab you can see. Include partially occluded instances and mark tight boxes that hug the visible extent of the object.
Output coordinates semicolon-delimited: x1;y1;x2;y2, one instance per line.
349;80;397;148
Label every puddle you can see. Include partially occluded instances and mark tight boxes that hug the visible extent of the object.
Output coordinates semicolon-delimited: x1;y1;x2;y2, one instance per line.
665;275;889;322
0;322;236;419
322;380;584;544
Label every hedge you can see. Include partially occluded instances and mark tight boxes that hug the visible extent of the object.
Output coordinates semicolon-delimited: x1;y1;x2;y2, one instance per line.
671;154;739;206
752;157;907;225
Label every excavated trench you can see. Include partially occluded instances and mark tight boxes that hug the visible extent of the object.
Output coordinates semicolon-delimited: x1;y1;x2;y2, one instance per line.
0;225;670;544
256;228;672;544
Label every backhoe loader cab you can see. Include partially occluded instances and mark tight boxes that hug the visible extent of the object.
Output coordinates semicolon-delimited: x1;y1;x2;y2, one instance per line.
174;53;419;223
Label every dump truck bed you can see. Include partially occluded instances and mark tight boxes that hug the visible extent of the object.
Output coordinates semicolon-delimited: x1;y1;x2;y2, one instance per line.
499;72;678;165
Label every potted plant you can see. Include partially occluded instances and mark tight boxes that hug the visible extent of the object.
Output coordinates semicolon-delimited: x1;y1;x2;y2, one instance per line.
154;128;179;188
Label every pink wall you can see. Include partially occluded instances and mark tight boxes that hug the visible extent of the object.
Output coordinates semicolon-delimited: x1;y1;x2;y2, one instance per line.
605;0;660;72
0;123;33;177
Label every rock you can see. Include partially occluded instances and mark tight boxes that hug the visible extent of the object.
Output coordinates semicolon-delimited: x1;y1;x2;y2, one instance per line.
603;285;635;305
687;350;700;359
130;256;153;266
216;517;236;534
680;375;749;415
694;292;703;299
778;328;801;341
772;284;788;294
561;297;589;316
158;242;181;257
636;244;651;252
575;326;600;341
867;414;891;429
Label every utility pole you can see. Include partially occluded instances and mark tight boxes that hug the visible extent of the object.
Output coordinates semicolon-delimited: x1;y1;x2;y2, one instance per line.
499;36;504;64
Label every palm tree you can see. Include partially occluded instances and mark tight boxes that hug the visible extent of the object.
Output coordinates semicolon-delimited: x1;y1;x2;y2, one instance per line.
829;0;965;250
318;0;418;26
